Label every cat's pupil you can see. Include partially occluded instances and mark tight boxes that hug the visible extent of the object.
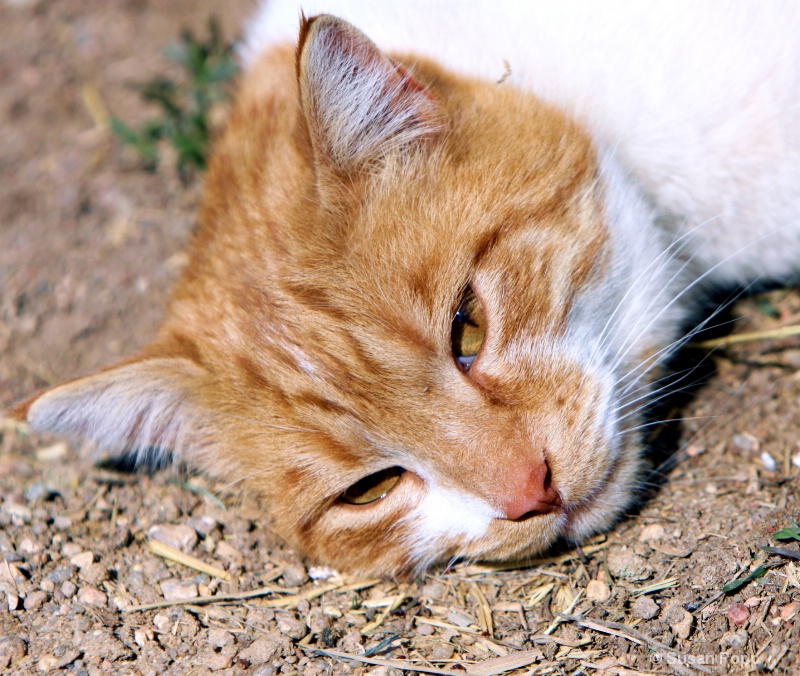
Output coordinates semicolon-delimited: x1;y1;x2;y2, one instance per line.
340;466;406;505
451;287;486;371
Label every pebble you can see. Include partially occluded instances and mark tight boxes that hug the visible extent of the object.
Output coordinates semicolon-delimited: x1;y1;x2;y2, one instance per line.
153;613;171;631
760;451;777;472
238;637;283;665
40;578;55;593
148;524;198;553
61;581;77;598
187;515;219;537
207;628;234;648
4;502;32;524
19;537;43;555
277;612;308;640
430;643;455;660
53;516;73;530
48;567;75;584
307;608;331;633
585;579;611;603
23;590;48;611
80;563;109;586
731;433;759;453
77;586;108;607
416;623;435;636
720;629;748;648
282;564;309;587
664;604;693;639
727;603;750;626
0;636;27;667
214;540;242;563
638;524;665;543
70;551;95;569
606;547;652;581
632;596;660;620
160;580;198;601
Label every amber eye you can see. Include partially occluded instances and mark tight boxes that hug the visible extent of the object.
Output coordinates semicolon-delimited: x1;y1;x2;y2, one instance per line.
451;286;486;371
340;466;406;505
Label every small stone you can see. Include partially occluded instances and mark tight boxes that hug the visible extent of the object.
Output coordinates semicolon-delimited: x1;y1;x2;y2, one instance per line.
40;578;55;593
416;622;435;636
307;608;331;634
632;596;660;620
277;612;308;640
19;537;43;555
664;603;693;639
80;563;109;586
727;603;750;625
296;598;310;614
160;579;198;601
207;628;234;648
731;433;759;453
606;546;652;581
0;636;27;667
24;590;48;611
134;628;151;648
53;516;73;530
585;579;611;602
238;637;282;665
322;605;342;618
7;593;21;611
430;643;455;661
0;561;25;584
61;542;82;558
37;654;60;671
720;629;749;648
77;586;108;607
638;524;665;543
69;551;95;569
49;567;75;584
214;540;242;563
113;528;132;548
282;564;309;587
187;515;219;537
760;451;777;472
148;524;198;553
153;613;171;631
61;581;77;598
4;502;32;524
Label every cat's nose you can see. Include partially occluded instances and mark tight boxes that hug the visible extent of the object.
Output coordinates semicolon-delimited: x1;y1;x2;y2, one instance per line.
500;460;562;520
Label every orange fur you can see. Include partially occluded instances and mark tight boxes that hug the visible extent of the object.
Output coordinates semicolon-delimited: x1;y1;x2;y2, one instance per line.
14;16;626;575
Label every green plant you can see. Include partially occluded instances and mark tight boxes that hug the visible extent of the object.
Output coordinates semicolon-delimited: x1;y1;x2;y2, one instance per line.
111;17;238;179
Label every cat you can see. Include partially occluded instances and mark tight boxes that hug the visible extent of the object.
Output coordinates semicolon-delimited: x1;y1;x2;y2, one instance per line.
11;0;800;575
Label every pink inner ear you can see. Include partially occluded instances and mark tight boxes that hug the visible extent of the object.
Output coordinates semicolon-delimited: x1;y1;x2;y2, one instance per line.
298;14;442;171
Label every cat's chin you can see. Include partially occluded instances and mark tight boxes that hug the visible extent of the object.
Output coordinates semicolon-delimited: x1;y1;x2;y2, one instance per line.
560;432;643;544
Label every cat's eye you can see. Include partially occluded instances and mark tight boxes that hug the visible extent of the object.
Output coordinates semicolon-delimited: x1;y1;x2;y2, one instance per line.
451;287;486;371
340;466;406;505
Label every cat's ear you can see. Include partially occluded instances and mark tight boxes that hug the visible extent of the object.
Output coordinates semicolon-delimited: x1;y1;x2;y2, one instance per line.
297;14;442;172
10;356;210;467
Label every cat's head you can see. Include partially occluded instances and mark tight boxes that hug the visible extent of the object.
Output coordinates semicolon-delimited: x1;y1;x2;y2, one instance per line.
12;15;683;575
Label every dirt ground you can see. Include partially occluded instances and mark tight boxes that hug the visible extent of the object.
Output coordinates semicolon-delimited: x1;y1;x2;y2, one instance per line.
1;1;798;674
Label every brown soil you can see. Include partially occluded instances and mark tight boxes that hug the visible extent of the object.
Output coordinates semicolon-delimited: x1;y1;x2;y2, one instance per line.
1;2;798;674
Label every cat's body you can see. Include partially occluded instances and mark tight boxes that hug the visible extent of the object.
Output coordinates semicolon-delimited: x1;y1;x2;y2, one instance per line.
12;1;800;574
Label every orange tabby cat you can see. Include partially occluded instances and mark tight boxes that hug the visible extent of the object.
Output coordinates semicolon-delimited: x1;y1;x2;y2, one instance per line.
12;3;800;575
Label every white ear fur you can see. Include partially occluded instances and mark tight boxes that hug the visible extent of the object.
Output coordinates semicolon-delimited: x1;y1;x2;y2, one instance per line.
298;14;441;171
22;358;208;467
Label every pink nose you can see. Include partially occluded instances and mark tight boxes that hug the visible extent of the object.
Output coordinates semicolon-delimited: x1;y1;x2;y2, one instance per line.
500;460;562;520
